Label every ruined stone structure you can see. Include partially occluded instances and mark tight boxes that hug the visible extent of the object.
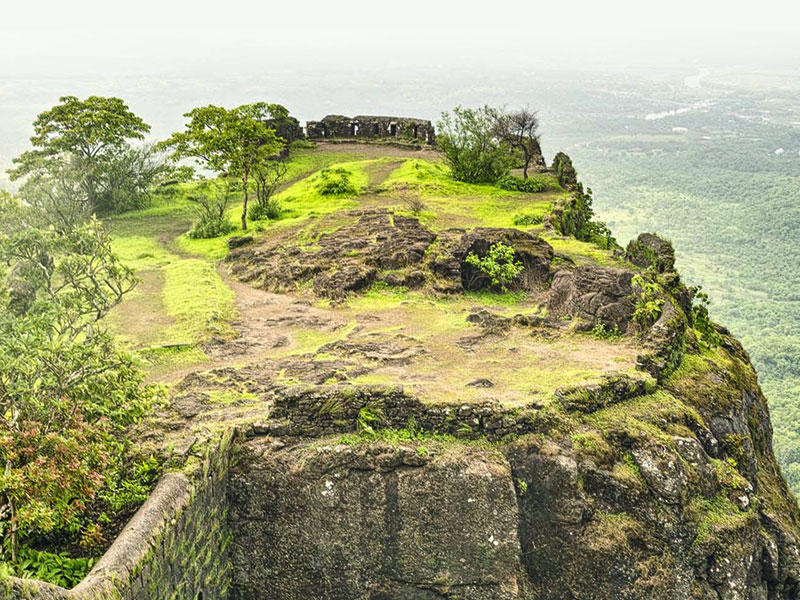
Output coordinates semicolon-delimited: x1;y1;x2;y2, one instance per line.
306;115;435;144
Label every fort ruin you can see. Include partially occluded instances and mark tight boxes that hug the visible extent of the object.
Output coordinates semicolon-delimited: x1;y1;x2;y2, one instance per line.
305;115;435;144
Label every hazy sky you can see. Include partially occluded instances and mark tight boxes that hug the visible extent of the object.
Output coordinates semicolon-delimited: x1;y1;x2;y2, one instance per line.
2;0;800;72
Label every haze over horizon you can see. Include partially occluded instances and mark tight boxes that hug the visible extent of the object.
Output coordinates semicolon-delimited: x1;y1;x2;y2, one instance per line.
2;0;800;74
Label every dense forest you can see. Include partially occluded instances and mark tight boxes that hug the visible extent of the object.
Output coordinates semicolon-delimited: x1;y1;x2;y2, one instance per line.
556;73;800;492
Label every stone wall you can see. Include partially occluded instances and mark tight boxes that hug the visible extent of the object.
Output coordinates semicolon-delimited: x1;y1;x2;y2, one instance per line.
1;431;235;600
306;115;435;144
249;376;651;442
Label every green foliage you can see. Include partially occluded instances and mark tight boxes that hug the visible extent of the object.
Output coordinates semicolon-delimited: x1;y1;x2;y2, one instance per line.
6;96;168;225
691;288;722;348
465;242;523;292
3;546;96;588
356;405;386;435
631;275;664;327
248;197;283;221
316;167;358;196
187;178;236;239
0;207;159;564
497;174;549;193
251;158;288;219
512;213;543;226
8;95;149;180
1;217;137;340
436;105;513;183
591;322;622;340
159;102;287;230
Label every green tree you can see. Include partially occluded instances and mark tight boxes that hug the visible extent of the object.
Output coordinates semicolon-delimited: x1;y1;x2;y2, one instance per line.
8;96;150;211
160;102;286;231
436;106;513;183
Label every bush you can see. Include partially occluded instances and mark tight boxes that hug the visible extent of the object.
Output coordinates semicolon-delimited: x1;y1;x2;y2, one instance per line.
436;106;513;183
513;213;543;226
189;214;235;239
187;179;236;239
3;546;96;588
248;197;282;221
316;168;358;196
496;174;549;193
464;242;523;292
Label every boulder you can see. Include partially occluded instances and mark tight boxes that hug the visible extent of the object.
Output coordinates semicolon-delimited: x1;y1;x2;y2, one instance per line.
626;233;676;273
547;266;635;331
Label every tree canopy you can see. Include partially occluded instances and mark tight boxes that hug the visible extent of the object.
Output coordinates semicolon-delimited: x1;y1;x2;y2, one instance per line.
436;106;513;184
7;96;165;223
9;96;150;175
159;102;287;231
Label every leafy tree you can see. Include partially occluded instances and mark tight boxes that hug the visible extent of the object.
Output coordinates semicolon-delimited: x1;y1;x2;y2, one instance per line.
160;102;286;231
8;96;151;212
437;106;513;183
0;207;155;562
491;107;544;179
2;218;137;340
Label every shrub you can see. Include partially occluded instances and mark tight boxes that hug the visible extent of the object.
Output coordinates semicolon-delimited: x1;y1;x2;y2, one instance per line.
692;287;722;348
513;213;543;226
436;106;513;183
496;174;549;193
403;194;426;216
591;321;621;340
248;197;282;221
316;168;358;196
632;275;665;326
187;179;235;239
465;242;523;292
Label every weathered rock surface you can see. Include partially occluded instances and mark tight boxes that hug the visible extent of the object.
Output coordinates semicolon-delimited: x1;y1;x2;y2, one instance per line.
626;232;677;273
228;211;555;298
228;441;521;600
547;265;635;331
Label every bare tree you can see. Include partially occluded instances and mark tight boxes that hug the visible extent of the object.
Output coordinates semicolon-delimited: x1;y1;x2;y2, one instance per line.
492;107;544;179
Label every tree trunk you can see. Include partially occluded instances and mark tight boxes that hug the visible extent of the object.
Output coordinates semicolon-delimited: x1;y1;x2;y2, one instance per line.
241;173;249;231
523;157;529;179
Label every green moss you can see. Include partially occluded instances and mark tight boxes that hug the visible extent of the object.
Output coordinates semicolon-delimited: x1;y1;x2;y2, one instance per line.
572;430;613;464
689;494;755;548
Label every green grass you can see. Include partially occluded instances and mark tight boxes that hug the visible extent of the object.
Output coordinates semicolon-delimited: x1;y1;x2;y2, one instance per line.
110;235;174;270
544;235;622;267
380;159;562;230
162;259;237;342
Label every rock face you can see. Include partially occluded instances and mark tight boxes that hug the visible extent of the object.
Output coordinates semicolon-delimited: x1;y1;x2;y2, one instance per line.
228;441;521;600
226;359;800;599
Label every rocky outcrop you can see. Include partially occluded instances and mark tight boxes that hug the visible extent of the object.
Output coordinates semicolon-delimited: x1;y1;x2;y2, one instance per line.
228;209;436;299
228;212;555;298
626;233;676;273
226;335;800;599
547;266;635;331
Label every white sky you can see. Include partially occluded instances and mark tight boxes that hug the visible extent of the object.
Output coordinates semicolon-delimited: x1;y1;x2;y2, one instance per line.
1;0;799;70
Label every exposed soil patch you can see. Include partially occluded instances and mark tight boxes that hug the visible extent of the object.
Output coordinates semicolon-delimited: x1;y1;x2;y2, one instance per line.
107;269;175;347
